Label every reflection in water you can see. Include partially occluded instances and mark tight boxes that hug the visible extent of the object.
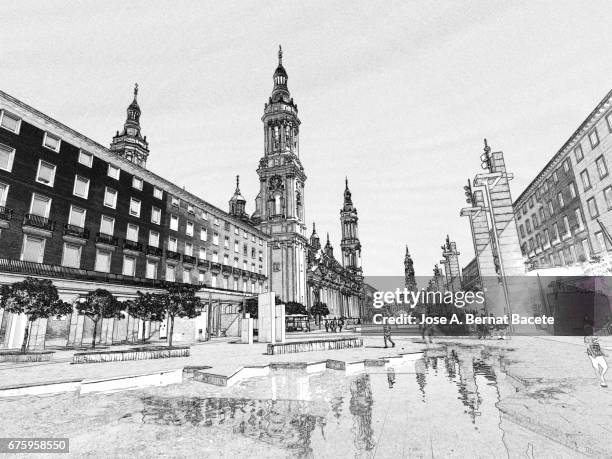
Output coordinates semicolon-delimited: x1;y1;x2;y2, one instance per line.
349;373;375;452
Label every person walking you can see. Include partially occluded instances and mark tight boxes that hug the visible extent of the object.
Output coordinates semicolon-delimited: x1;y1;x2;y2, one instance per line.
383;323;395;348
325;319;330;333
585;335;608;387
338;317;345;333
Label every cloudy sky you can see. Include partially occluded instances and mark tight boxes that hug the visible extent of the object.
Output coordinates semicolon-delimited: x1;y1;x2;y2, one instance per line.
4;1;612;275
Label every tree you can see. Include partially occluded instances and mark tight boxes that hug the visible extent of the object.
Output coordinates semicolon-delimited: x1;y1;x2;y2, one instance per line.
0;278;72;352
239;295;283;319
310;302;330;327
76;289;124;349
128;291;166;344
285;301;307;315
156;284;201;347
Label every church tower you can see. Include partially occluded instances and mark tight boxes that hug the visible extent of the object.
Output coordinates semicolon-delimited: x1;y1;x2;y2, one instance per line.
229;175;248;221
253;46;308;303
110;84;150;168
340;178;362;276
404;245;417;291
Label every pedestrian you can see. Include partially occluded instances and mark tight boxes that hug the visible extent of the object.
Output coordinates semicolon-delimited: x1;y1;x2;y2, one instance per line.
338;317;345;332
325;319;329;333
331;317;337;333
585;335;608;387
383;323;395;348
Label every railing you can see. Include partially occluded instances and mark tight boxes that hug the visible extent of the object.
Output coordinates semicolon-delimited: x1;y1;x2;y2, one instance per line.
0;206;13;221
183;254;197;265
95;232;119;246
199;259;210;269
23;214;55;231
123;239;143;252
166;250;181;261
210;262;221;271
63;224;90;239
146;245;162;257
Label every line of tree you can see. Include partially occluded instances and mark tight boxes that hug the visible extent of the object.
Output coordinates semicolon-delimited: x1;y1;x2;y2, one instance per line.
310;302;330;326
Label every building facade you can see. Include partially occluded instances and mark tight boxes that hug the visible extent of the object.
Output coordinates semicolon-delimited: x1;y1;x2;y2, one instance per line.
514;89;612;269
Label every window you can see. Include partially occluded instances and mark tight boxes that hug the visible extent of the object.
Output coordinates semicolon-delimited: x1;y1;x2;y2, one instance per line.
607;112;612;132
588;128;599;149
0;181;8;206
543;229;550;245
532;214;539;229
212;251;218;262
223;277;228;289
605;186;612;210
252;235;256;243
234;241;239;253
595;232;608;253
153;187;163;199
122;256;136;276
202;211;208;221
21;235;45;263
151;206;161;224
107;164;120;180
132;177;143;190
214;216;219;226
68;205;86;227
129;198;141;217
166;265;175;282
596;155;608;179
146;261;157;279
186;221;194;237
562;216;570;236
171;196;179;207
525;220;532;234
569;182;577;199
233;258;238;268
224;236;230;248
547;201;553;216
574;144;584;162
552;171;558;183
223;254;229;265
539;208;545;222
563;159;570;173
243;260;247;270
243;244;248;256
94;249;111;273
183;269;191;284
521;204;527;215
199;247;206;260
149;230;159;247
100;215;115;235
552;223;560;241
587;197;599;219
198;272;205;284
30;193;51;218
557;192;564;208
258;251;263;262
35;160;56;186
170;214;179;231
211;274;217;288
0;110;21;133
126;223;139;241
62;243;81;268
104;187;117;208
536;233;542;248
168;237;178;252
213;232;219;245
42;132;61;152
200;228;207;241
259;238;263;246
243;230;248;239
575;208;585;230
582;239;591;259
73;175;90;198
78;150;93;167
234;227;239;235
185;242;193;256
187;204;194;214
0;143;15;172
580;170;591;191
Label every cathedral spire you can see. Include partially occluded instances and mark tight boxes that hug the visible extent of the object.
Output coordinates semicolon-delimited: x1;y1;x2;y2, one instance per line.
343;177;354;211
271;45;290;103
110;83;149;168
310;222;320;250
404;244;416;291
229;174;247;220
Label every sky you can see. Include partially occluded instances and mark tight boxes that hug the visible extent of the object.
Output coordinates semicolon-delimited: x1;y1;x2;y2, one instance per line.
3;1;612;275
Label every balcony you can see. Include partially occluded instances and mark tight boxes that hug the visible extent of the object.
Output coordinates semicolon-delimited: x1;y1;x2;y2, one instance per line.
183;254;197;265
95;232;119;247
63;224;90;239
123;239;143;252
0;206;13;222
199;259;210;269
166;250;181;261
210;262;221;271
23;214;56;232
146;245;162;257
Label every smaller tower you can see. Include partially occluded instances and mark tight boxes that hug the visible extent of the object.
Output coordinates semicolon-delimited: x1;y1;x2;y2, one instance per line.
310;222;321;251
340;178;362;275
404;245;417;291
110;83;150;167
324;233;334;258
229;175;248;220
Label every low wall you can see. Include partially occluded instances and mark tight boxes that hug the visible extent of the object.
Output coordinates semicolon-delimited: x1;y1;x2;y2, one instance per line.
0;351;54;363
266;337;363;355
72;346;190;364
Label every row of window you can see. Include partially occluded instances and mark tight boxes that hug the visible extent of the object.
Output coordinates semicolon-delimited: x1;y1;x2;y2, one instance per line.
521;208;586;250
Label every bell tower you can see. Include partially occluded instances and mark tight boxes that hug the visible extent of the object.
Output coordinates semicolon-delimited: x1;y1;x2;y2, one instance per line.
253;46;308;303
110;83;150;168
340;178;362;276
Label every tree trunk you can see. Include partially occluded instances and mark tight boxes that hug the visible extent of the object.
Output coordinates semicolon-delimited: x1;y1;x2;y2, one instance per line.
21;320;32;353
142;319;146;344
92;319;98;349
168;316;174;348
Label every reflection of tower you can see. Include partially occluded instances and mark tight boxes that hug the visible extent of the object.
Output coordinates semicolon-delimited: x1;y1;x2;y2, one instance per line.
253;47;307;303
404;245;417;291
110;83;150;168
340;178;362;277
349;374;375;451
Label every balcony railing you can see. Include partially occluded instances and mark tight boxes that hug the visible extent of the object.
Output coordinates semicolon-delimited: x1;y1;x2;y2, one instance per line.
0;206;13;221
123;239;143;252
183;254;197;265
166;250;181;261
210;262;221;271
146;245;162;257
199;259;210;269
95;232;119;246
63;224;90;239
23;214;56;231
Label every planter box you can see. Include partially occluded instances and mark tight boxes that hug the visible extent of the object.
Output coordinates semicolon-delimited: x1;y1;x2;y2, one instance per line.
266;337;363;355
72;346;190;364
0;350;54;363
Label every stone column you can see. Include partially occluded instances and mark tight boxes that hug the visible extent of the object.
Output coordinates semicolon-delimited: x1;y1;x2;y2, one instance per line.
67;309;84;347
